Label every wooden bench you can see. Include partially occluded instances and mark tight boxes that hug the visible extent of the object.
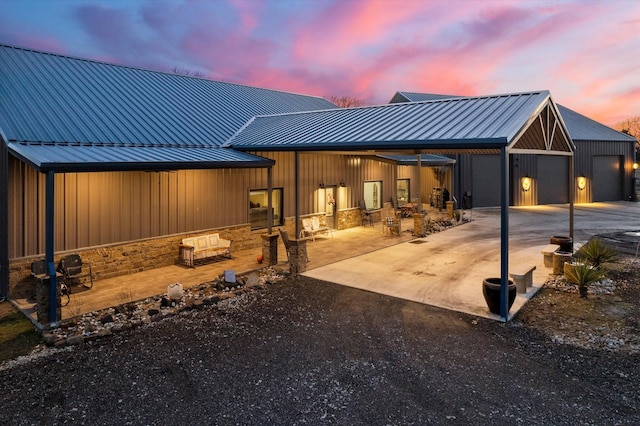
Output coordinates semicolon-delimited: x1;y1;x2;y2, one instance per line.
541;244;560;268
509;265;536;294
180;233;231;268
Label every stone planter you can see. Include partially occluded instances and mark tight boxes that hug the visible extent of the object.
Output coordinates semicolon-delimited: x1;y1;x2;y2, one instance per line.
482;278;516;315
553;251;573;275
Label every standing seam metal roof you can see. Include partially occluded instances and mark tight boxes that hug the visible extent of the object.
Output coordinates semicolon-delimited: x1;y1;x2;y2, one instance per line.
225;91;553;151
0;44;336;171
393;91;636;144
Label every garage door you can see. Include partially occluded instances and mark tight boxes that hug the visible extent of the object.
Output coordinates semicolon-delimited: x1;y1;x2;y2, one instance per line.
471;155;501;207
593;156;622;201
537;156;569;205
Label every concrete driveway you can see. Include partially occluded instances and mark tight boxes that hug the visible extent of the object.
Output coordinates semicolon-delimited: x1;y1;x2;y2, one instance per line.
303;202;640;321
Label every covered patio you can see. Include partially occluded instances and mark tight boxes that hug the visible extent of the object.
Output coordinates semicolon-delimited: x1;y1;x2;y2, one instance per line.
14;201;640;324
227;91;576;320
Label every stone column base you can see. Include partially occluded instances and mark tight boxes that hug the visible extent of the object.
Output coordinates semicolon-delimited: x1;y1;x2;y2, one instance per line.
261;233;279;266
446;201;454;218
413;213;428;237
287;239;308;274
36;278;61;324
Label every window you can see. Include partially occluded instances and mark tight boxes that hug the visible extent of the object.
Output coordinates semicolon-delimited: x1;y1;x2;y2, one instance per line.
249;188;283;230
363;181;382;210
396;179;410;206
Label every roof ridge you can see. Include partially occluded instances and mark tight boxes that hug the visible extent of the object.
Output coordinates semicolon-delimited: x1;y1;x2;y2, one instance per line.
247;90;551;120
0;43;329;101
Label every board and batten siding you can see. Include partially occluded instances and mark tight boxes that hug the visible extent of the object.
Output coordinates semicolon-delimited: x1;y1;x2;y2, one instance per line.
573;140;635;203
7;156;253;258
248;152;397;215
7;152;401;258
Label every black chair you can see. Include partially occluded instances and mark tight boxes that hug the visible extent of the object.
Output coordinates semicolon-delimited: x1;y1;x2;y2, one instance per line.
359;200;373;226
31;260;70;306
57;254;93;289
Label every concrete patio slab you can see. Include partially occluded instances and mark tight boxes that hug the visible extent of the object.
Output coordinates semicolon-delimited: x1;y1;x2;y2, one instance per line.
303;202;640;321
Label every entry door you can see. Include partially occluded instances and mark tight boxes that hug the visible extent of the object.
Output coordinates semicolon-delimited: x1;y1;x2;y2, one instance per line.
325;186;337;229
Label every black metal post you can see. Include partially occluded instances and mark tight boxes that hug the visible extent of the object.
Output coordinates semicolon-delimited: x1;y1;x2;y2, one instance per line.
45;170;58;325
500;147;509;321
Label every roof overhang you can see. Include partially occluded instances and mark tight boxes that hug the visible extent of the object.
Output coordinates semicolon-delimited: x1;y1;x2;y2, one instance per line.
377;154;456;166
6;143;274;173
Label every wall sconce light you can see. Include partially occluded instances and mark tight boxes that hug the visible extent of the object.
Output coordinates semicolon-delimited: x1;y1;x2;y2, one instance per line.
521;176;531;192
577;176;586;191
634;162;638;170
319;182;325;189
339;180;346;187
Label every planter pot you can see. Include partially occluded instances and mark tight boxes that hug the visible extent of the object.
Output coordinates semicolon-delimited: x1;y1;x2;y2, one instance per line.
550;235;573;253
578;285;588;298
553;251;573;275
482;278;516;315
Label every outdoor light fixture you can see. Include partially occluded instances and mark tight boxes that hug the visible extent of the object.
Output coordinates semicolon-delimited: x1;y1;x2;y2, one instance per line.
340;180;346;187
521;176;531;192
319;182;325;188
634;162;638;170
577;176;587;191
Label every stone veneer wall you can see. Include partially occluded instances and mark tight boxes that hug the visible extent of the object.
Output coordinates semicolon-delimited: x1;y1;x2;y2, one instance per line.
9;224;265;299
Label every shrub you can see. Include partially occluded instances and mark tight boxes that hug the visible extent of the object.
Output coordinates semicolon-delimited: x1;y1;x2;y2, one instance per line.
564;262;606;298
574;238;618;268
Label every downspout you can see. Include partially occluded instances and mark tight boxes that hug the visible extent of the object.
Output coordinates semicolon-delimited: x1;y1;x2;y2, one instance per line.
45;170;58;325
500;147;510;321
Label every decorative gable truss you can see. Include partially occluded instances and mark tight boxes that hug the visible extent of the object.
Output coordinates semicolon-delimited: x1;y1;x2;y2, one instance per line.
509;100;574;155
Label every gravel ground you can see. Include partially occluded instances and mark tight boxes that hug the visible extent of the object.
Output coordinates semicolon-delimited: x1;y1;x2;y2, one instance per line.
1;274;639;425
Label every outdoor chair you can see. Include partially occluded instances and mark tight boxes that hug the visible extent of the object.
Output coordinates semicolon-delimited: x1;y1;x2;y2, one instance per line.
31;260;70;306
300;218;315;241
279;228;309;264
311;216;333;239
359;200;373;226
57;254;94;289
279;228;292;262
384;216;400;236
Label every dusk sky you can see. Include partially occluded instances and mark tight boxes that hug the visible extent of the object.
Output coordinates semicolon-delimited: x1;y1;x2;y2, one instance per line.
1;0;639;126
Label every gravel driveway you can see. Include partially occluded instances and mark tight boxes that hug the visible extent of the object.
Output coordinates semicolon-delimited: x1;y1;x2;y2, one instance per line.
1;275;638;425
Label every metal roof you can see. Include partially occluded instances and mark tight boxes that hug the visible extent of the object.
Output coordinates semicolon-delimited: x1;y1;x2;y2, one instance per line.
378;154;456;166
557;105;637;143
390;92;462;103
225;91;553;151
8;144;274;173
0;44;335;171
393;91;635;144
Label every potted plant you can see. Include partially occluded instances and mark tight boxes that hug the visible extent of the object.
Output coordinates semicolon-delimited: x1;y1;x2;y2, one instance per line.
482;278;516;315
563;262;606;298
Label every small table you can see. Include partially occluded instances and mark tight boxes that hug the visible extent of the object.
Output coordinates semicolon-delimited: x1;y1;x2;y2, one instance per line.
400;203;414;218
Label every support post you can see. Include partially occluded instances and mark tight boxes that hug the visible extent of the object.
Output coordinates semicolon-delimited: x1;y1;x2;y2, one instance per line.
569;154;574;240
0;136;8;300
294;151;300;239
500;148;510;321
267;166;273;235
417;153;422;210
45;170;58;325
